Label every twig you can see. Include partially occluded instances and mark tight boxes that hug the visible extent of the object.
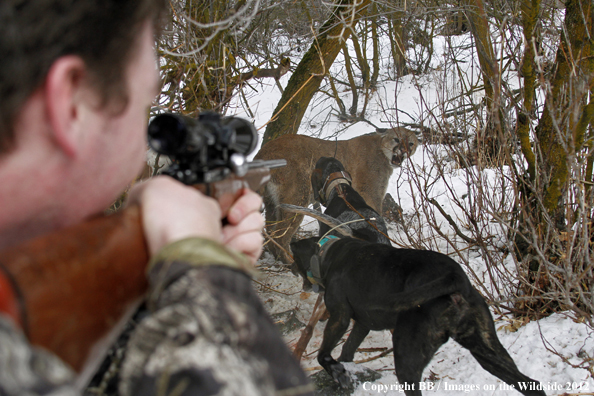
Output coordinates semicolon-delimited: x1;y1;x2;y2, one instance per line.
263;229;294;262
428;198;476;244
294;294;326;361
304;347;394;371
252;279;300;296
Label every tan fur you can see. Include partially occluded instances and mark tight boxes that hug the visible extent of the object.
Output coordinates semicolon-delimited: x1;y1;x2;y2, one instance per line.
254;128;419;263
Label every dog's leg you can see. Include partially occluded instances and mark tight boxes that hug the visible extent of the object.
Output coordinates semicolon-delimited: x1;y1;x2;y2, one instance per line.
338;321;370;362
392;310;447;396
453;298;546;396
318;312;352;388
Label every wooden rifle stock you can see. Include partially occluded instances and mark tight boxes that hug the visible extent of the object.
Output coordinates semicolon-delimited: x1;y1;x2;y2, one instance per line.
0;163;281;372
0;205;147;372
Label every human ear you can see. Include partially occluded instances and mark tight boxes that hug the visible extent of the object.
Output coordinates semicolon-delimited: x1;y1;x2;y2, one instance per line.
44;56;90;158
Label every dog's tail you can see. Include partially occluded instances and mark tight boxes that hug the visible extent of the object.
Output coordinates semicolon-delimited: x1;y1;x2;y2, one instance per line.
374;272;467;312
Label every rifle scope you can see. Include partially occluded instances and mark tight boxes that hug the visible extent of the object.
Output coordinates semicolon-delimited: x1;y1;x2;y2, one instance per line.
148;112;257;157
147;112;259;184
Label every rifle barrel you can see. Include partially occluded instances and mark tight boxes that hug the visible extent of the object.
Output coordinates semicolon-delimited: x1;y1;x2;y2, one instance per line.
247;159;287;170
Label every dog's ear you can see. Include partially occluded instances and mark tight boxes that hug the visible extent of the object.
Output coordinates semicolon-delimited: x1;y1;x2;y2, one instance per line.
314;157;328;169
290;237;319;275
311;169;323;202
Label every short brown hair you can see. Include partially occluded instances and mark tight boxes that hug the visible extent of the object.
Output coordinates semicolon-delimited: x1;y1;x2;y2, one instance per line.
0;0;168;152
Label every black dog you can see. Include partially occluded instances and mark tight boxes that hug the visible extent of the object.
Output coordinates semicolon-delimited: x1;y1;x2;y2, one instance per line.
290;237;546;396
311;157;391;245
288;156;392;291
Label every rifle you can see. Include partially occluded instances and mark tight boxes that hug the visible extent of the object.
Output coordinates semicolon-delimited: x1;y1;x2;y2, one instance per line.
0;112;285;372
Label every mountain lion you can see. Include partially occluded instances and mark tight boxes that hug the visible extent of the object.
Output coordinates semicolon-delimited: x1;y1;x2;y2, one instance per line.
254;128;419;263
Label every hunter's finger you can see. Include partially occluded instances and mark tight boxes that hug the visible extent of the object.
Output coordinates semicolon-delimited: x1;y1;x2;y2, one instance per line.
226;189;263;225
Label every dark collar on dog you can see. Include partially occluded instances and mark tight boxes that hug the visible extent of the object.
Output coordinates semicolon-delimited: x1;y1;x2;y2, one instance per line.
307;235;340;292
318;171;352;205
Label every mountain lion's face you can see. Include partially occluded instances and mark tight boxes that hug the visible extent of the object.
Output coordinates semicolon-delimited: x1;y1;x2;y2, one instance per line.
380;127;419;167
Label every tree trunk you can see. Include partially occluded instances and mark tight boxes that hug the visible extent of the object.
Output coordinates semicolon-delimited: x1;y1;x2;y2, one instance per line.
535;0;593;216
389;4;407;77
350;25;370;89
463;0;506;164
343;42;359;116
517;0;540;182
514;0;594;316
262;0;372;144
369;3;380;88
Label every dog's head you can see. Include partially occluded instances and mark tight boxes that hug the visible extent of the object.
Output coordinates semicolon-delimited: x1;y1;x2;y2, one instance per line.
290;237;320;291
377;127;419;167
311;157;351;204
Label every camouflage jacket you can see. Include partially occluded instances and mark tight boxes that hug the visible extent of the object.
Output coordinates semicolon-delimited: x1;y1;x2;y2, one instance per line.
1;238;313;396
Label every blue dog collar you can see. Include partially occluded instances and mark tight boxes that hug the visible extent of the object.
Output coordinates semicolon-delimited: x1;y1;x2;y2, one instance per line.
318;235;339;247
306;235;340;292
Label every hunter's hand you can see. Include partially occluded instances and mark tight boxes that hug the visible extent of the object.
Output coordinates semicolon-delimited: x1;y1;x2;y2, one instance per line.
222;189;265;265
128;176;222;255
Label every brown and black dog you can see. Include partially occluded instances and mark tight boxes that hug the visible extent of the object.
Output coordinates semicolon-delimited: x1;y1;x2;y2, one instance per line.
282;156;391;291
290;236;546;396
310;157;391;246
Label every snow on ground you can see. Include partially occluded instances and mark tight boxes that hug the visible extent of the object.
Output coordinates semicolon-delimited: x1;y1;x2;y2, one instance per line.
227;31;594;394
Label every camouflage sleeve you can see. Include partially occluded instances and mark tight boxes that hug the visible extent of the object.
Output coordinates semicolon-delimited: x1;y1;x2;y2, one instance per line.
118;238;313;396
0;315;78;396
